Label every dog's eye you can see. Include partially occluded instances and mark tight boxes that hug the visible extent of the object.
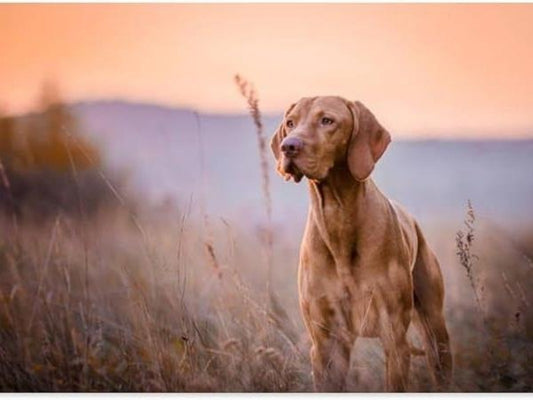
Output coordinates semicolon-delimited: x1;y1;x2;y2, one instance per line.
321;117;334;126
286;120;294;129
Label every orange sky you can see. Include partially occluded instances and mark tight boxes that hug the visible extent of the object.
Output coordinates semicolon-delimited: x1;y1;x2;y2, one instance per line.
1;3;533;137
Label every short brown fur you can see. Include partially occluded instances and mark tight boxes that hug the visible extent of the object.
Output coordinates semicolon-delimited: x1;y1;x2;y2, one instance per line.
270;96;452;391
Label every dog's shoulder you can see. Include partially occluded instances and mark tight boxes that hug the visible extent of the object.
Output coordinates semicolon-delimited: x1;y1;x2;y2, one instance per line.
386;198;419;267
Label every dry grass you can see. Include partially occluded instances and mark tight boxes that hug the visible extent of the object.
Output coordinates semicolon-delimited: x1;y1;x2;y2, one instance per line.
0;209;311;391
451;202;533;391
2;171;533;392
2;192;533;391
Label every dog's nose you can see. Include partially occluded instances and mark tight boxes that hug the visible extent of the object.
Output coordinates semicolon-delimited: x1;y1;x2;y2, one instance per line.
281;137;303;158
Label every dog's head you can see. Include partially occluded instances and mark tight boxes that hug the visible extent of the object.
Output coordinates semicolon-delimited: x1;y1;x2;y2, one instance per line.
270;96;391;183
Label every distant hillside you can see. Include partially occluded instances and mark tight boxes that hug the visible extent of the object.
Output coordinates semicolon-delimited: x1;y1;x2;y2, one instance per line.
65;100;533;232
70;100;288;219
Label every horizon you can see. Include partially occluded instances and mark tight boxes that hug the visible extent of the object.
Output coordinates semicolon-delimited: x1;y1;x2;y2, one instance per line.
9;97;533;141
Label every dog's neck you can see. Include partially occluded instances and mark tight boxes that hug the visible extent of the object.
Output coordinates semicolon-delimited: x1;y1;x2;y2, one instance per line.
307;164;388;260
308;164;368;217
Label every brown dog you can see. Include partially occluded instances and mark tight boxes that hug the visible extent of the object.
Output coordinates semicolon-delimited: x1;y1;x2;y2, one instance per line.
270;96;452;391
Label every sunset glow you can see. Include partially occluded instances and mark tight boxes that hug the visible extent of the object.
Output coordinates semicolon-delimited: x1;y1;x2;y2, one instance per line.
1;3;533;137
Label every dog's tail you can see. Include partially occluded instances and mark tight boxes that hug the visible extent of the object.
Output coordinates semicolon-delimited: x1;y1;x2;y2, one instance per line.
412;223;453;388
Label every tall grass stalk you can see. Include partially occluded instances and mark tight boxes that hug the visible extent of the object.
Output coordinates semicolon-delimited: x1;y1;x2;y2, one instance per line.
456;200;483;313
234;74;273;300
455;200;495;341
455;200;512;385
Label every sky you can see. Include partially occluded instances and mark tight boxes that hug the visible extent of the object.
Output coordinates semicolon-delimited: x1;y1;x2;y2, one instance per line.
1;3;533;138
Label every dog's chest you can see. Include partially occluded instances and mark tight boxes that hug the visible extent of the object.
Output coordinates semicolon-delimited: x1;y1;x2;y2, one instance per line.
312;192;359;257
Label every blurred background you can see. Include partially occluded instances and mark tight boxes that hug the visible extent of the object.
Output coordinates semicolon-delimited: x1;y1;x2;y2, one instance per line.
0;3;532;392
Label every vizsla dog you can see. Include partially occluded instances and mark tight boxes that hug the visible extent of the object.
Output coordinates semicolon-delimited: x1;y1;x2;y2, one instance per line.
270;96;452;392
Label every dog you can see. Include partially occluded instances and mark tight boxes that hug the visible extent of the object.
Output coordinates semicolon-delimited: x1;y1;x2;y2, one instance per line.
270;96;452;391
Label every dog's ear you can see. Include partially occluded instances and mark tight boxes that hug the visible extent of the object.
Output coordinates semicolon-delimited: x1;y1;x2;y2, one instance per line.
345;101;391;182
270;103;296;176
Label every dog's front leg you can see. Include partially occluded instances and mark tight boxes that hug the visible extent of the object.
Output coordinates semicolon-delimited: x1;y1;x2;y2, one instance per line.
383;330;410;392
299;222;355;391
307;317;352;392
311;341;350;391
300;278;353;391
380;299;412;392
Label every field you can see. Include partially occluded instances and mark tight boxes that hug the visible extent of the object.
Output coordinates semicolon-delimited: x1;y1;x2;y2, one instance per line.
1;183;533;391
1;88;532;391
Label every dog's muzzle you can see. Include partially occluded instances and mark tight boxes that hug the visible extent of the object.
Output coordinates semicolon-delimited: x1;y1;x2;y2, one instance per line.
280;137;303;158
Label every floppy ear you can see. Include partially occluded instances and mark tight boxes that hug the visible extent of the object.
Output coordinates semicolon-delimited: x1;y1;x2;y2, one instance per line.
346;101;391;182
270;103;295;177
